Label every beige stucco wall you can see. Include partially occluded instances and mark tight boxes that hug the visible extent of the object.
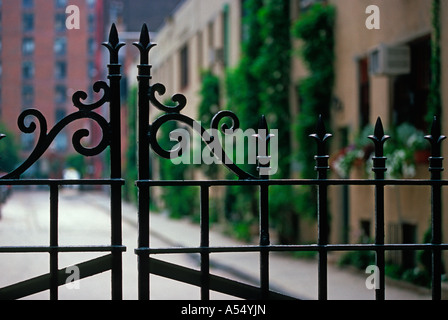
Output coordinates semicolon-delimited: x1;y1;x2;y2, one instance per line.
331;0;432;130
151;0;242;120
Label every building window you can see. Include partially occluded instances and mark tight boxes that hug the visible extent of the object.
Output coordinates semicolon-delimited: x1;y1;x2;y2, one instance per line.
360;220;371;243
88;60;96;78
88;13;96;32
222;4;230;67
358;57;370;129
180;45;189;89
22;0;34;9
88;38;96;55
22;61;34;79
393;36;431;130
54;109;68;151
55;13;66;33
55;0;67;9
197;31;203;70
22;37;35;55
54;37;67;55
22;13;34;32
54;61;67;80
55;85;67;103
87;0;96;9
22;85;34;105
21;132;34;151
21;113;35;150
300;0;324;12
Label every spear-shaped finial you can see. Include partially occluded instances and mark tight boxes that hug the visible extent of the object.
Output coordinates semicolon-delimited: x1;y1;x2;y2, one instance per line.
252;115;274;177
102;23;125;64
133;23;157;65
368;117;390;157
310;114;332;157
309;115;332;176
425;116;446;158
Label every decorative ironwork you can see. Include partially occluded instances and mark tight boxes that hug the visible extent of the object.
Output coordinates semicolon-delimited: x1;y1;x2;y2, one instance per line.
425;116;446;300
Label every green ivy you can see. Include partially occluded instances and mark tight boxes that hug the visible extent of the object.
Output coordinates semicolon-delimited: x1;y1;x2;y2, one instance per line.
253;0;292;179
198;70;221;178
426;0;442;125
198;70;220;125
158;118;199;219
124;85;138;203
222;0;264;232
0;122;20;173
292;3;335;218
223;0;302;243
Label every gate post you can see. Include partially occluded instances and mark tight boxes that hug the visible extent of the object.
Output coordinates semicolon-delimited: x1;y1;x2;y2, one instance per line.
425;116;446;300
103;24;125;300
133;24;156;300
256;115;271;299
368;117;390;300
310;115;332;300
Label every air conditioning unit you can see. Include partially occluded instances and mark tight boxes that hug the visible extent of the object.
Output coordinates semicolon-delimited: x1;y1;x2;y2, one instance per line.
369;43;410;76
208;48;224;66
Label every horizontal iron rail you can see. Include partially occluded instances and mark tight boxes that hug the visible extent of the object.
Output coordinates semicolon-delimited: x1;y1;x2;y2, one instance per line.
0;245;126;253
0;254;114;300
148;258;296;300
0;179;124;186
136;243;448;255
136;178;448;187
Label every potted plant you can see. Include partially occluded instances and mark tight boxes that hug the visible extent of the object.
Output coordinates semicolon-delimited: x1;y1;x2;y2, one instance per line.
331;123;428;179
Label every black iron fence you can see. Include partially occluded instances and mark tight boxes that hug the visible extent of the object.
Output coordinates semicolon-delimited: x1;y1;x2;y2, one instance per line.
0;24;447;300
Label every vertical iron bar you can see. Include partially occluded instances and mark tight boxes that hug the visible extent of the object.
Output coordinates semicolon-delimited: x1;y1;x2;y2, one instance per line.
103;24;125;300
310;115;331;300
317;168;328;300
431;172;442;300
374;178;385;300
425;116;445;300
369;117;389;300
133;24;155;300
49;184;59;300
257;116;270;299
200;186;210;300
259;183;269;299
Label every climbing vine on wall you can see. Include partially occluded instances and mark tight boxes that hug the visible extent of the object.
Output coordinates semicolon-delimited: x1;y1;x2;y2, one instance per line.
292;3;335;218
224;0;300;243
426;0;442;125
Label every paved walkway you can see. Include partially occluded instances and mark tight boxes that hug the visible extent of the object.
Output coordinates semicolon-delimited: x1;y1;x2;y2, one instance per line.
0;189;434;300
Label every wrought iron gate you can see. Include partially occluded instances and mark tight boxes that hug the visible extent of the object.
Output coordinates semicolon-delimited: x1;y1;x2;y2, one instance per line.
0;24;125;300
0;24;447;300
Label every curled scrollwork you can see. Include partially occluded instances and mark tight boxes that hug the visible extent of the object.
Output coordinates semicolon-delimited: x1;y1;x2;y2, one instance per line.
210;110;241;134
149;110;256;180
72;81;110;112
2;88;111;179
149;83;187;113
